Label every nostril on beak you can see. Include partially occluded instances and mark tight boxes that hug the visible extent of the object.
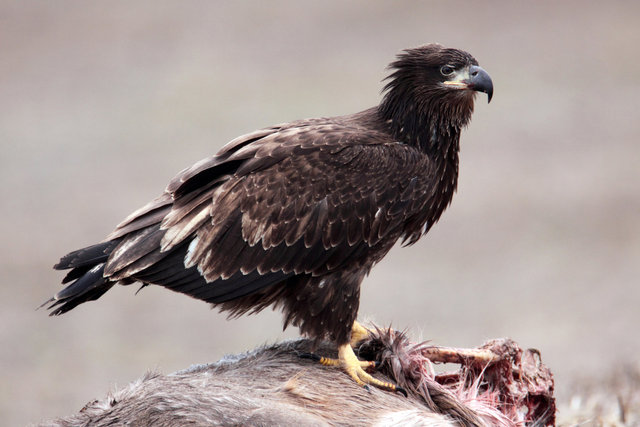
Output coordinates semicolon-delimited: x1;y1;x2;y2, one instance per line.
470;70;478;77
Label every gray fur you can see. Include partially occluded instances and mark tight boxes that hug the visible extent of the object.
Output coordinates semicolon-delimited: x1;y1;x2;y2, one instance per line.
40;339;461;427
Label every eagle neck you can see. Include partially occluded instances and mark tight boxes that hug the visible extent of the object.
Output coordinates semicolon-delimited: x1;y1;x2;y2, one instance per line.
378;88;473;160
377;95;467;243
377;96;464;178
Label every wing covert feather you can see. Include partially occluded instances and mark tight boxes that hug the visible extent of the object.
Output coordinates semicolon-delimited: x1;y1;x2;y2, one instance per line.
172;134;434;283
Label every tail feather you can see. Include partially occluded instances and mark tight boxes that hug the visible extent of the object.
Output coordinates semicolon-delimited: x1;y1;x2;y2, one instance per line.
61;264;96;284
54;241;120;270
47;282;115;316
46;240;120;315
45;263;113;316
53;263;107;301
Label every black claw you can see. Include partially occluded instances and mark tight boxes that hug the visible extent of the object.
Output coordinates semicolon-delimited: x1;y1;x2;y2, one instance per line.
363;385;371;393
298;352;321;362
373;361;382;369
395;386;408;397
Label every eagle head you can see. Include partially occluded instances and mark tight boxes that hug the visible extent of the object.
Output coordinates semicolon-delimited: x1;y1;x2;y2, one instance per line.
380;44;493;148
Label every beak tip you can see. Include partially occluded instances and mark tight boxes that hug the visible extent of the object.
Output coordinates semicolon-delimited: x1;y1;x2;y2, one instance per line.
468;65;493;105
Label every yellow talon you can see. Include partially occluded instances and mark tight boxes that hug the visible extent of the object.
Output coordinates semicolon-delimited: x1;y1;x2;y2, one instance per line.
337;343;401;393
317;356;340;367
316;354;376;370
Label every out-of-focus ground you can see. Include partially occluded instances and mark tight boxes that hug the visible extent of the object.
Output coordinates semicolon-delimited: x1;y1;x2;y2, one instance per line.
1;1;638;425
559;366;640;426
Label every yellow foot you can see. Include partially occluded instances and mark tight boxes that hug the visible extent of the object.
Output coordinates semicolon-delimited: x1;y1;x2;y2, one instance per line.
298;344;405;395
350;321;372;348
337;344;406;395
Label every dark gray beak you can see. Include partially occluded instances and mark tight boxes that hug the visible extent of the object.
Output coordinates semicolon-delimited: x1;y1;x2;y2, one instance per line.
468;65;493;103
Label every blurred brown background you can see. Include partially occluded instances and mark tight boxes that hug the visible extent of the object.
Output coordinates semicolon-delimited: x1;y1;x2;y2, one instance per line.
1;1;639;424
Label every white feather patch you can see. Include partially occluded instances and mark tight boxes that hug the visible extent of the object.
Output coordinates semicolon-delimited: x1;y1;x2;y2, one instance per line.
161;206;211;252
184;236;200;268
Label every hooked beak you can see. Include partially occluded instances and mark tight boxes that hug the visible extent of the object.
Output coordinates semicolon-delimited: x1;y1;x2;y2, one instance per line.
443;65;493;103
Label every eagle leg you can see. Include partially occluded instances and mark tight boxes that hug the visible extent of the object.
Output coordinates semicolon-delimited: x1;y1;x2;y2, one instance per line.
350;320;372;348
299;321;375;369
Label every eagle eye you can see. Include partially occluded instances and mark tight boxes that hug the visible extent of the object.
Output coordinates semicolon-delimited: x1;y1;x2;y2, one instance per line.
440;65;455;76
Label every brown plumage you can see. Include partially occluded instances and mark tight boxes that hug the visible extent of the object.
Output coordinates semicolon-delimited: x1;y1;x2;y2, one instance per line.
46;44;493;360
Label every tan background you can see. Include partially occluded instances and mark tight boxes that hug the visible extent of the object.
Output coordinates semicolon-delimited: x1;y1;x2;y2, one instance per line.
1;1;639;424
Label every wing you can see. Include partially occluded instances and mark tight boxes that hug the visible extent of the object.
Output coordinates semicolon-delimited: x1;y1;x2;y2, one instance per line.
101;117;435;304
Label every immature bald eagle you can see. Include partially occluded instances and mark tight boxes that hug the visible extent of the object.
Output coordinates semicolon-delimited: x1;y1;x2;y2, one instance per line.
46;44;492;392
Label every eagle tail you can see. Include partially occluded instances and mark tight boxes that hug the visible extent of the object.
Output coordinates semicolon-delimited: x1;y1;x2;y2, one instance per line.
44;241;119;316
